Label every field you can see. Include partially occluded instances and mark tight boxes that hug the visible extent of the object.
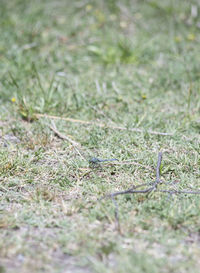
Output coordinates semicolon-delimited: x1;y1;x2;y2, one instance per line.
0;0;200;272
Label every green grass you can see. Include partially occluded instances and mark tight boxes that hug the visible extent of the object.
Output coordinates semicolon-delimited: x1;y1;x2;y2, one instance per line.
0;0;200;272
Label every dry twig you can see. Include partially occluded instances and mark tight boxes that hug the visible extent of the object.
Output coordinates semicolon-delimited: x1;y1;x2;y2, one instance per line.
103;152;200;232
36;113;173;136
111;196;121;234
105;152;200;198
49;121;79;146
111;160;152;170
49;121;86;160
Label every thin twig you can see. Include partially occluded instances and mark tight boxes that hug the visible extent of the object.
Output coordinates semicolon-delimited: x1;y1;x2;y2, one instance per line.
111;160;152;170
100;152;200;232
36;114;173;136
105;152;163;199
156;152;162;182
49;121;79;146
107;186;154;198
111;195;121;233
49;121;86;160
158;189;200;195
103;152;200;199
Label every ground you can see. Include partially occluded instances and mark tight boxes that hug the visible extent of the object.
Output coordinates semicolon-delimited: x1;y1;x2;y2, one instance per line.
0;0;200;272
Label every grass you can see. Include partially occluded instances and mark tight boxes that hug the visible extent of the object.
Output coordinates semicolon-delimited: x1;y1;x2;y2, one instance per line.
0;0;200;272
